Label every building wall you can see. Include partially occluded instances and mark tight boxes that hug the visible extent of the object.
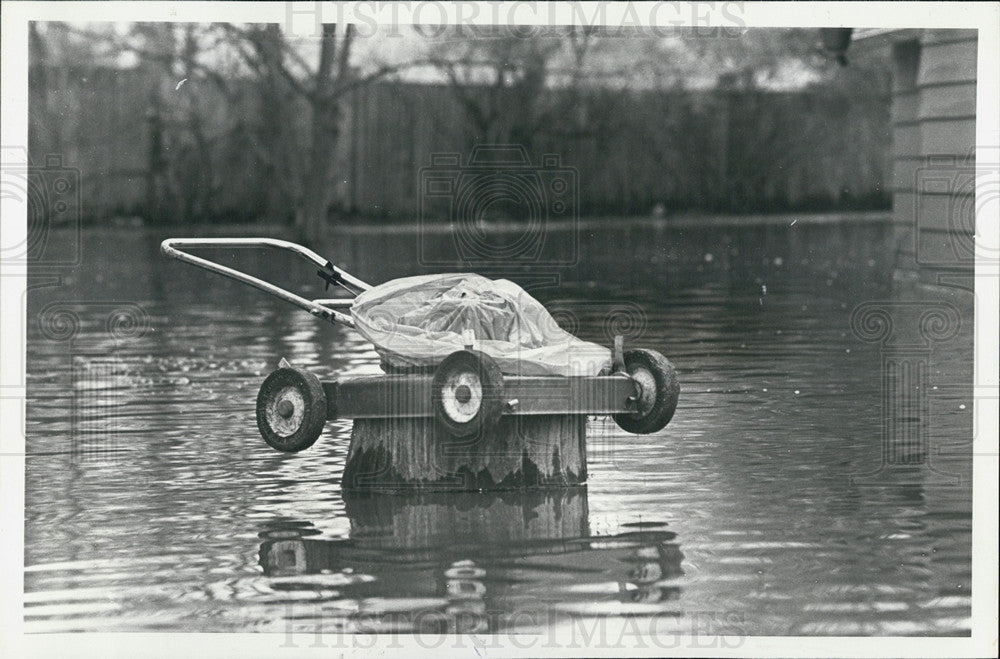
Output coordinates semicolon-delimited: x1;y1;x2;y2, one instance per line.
890;29;977;281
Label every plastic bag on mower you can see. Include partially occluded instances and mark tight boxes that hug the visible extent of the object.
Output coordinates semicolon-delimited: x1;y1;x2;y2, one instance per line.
351;273;611;376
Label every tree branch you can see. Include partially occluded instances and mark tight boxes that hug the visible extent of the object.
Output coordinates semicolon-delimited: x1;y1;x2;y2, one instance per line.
223;23;313;99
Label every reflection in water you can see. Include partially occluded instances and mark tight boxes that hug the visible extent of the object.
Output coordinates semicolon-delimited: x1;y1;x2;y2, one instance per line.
258;489;683;633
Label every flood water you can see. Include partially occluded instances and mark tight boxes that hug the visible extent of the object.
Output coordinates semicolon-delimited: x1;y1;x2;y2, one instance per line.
24;217;974;637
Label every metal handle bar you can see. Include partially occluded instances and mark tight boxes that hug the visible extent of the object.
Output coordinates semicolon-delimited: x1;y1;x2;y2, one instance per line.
160;238;371;329
312;299;354;308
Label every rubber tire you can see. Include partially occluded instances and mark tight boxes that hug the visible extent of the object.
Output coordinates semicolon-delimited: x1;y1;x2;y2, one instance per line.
256;367;327;453
432;350;505;438
613;349;680;434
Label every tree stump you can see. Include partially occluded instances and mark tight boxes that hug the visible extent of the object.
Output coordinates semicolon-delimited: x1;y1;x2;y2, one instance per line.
341;415;587;491
342;489;589;547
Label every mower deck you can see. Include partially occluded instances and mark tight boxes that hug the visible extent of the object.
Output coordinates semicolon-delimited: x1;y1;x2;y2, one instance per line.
324;373;638;420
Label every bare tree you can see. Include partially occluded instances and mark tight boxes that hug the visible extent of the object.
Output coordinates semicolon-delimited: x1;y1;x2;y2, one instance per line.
224;23;417;244
422;26;694;152
424;26;578;149
55;22;243;224
57;21;416;243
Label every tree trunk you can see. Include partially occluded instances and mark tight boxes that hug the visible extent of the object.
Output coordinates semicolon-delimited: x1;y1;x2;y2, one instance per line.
145;90;171;225
296;101;339;246
254;24;299;227
294;22;346;247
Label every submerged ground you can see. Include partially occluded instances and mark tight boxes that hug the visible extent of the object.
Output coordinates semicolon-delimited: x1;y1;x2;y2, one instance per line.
23;216;973;636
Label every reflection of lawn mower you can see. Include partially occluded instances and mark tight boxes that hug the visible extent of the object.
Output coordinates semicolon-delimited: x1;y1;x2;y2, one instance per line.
161;238;679;453
257;491;684;625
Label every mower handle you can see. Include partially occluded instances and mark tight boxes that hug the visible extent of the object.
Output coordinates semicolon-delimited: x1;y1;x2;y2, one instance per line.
160;237;371;329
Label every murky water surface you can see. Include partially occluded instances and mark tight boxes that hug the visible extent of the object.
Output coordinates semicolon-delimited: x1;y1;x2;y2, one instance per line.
25;220;973;636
